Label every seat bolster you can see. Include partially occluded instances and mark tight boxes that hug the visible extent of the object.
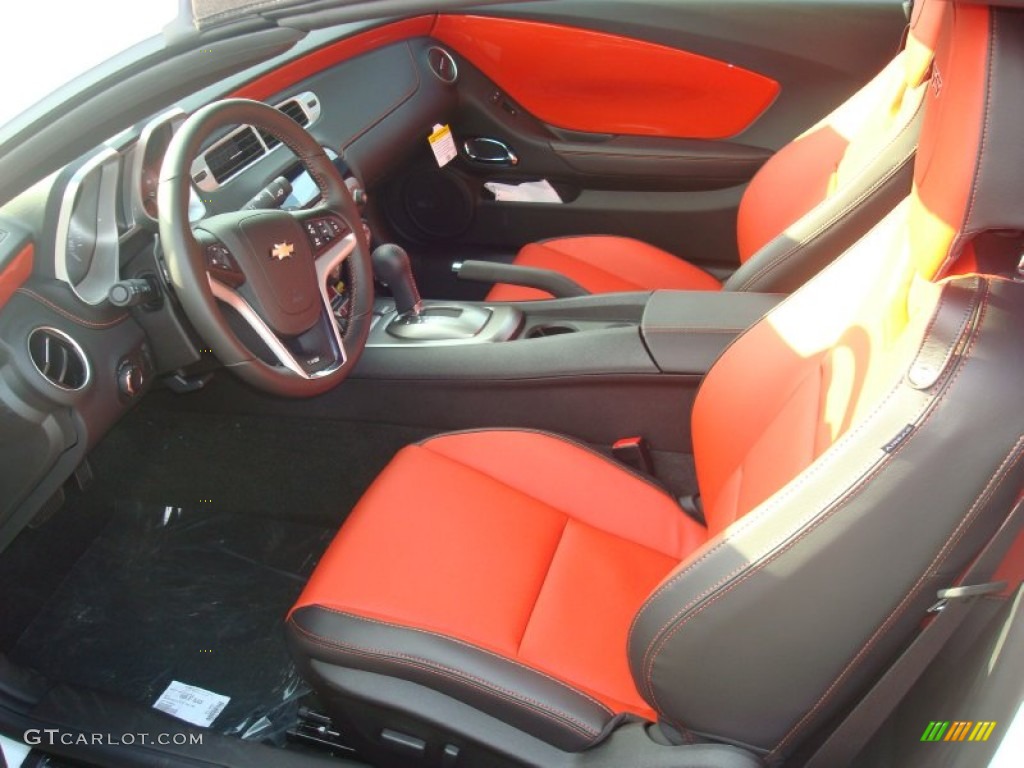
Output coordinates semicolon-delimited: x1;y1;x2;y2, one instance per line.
725;78;926;293
287;606;617;752
625;277;1024;755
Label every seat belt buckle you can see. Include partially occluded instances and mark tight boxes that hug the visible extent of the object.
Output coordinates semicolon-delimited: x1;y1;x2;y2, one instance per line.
927;580;1007;613
612;436;654;476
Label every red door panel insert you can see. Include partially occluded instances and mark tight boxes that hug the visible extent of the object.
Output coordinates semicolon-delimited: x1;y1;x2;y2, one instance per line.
432;15;780;139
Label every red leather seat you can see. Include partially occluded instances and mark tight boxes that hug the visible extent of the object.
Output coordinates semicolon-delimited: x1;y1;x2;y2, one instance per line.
289;3;1024;766
487;1;944;302
291;430;707;724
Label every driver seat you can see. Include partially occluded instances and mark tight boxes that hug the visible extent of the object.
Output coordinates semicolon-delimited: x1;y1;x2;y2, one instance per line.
288;3;1024;766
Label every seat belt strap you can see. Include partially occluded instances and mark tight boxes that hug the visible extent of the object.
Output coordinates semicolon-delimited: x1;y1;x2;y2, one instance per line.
803;493;1024;768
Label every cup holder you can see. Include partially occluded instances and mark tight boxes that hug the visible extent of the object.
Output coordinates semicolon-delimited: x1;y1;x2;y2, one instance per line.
525;324;577;339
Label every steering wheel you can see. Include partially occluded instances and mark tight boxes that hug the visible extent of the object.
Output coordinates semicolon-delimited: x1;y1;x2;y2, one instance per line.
157;99;373;397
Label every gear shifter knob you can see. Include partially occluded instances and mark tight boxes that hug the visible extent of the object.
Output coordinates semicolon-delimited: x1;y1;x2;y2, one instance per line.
372;244;422;316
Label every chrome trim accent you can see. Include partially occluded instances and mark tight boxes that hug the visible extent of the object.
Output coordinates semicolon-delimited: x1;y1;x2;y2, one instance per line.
367;301;523;348
54;147;122;305
426;46;459;84
191;91;322;192
26;326;92;392
207;231;355;379
462;137;518;166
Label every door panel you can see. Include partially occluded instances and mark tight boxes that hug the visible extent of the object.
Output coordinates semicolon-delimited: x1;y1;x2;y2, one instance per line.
432;15;780;140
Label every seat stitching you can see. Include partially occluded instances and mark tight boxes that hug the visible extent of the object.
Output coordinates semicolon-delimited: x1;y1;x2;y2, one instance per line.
516;518;571;654
644;283;985;717
734;90;924;291
418;441;689;566
306;605;615;716
418;427;688;520
773;437;1024;756
735;145;917;292
289;619;602;740
961;11;997;241
771;282;998;753
937;12;998;278
628;379;904;686
634;280;980;702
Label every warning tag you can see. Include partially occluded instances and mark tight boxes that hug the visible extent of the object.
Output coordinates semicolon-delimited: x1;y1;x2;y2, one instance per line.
428;123;457;168
153;681;230;727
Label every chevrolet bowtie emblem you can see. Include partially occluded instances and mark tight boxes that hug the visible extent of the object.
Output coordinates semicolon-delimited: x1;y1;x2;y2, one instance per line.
271;242;295;261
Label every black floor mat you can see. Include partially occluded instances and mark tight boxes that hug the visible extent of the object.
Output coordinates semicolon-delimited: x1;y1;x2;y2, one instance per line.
85;407;431;527
10;502;333;744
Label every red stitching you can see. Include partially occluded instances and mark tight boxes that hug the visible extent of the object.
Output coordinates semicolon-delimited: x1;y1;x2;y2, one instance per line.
629;373;907;694
734;90;924;292
774;437;1024;756
644;282;988;734
626;280;978;696
961;12;997;239
16;288;128;329
289;619;602;740
309;607;615;717
772;281;997;752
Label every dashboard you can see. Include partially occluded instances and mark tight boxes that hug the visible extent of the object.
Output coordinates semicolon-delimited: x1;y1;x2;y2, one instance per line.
0;34;458;545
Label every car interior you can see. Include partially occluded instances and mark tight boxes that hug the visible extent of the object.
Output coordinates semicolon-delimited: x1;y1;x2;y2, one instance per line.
0;1;1021;767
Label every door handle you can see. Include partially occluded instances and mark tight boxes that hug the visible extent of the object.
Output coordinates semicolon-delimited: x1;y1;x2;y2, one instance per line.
462;137;519;166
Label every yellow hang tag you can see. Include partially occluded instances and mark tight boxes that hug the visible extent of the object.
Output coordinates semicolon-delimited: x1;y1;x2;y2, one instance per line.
428;123;457;168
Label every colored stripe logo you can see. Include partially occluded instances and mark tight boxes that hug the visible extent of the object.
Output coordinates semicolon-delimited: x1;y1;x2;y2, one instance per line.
921;721;997;742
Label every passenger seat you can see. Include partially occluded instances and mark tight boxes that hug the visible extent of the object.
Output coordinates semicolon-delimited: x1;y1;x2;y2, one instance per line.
487;0;944;301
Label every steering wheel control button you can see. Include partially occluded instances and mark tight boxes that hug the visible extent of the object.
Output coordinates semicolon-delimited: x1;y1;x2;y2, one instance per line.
205;244;244;286
303;216;348;256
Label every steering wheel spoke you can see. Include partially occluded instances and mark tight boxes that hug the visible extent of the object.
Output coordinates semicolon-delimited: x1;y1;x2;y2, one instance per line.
208;277;346;379
159;98;373;396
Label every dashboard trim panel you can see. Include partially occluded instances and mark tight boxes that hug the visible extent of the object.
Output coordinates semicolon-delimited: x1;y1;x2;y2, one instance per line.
53;147;122;306
0;243;33;310
232;15;436;102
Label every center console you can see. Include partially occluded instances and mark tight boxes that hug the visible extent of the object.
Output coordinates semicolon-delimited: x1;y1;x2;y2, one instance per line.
345;244;783;452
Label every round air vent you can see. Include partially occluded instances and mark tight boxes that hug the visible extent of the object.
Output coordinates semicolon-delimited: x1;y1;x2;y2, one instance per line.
27;327;90;391
426;46;459;84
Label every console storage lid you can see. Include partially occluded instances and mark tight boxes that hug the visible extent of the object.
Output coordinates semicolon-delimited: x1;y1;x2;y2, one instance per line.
642;290;785;374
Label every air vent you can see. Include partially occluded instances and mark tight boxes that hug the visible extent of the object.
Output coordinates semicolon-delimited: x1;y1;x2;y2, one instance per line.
205;127;265;184
261;99;311;149
191;91;322;191
426;47;458;84
27;327;90;391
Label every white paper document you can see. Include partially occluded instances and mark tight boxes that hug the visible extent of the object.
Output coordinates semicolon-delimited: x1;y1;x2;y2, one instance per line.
484;179;563;204
153;681;230;727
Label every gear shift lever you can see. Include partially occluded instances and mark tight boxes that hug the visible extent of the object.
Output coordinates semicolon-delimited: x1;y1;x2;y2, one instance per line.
372;244;422;316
